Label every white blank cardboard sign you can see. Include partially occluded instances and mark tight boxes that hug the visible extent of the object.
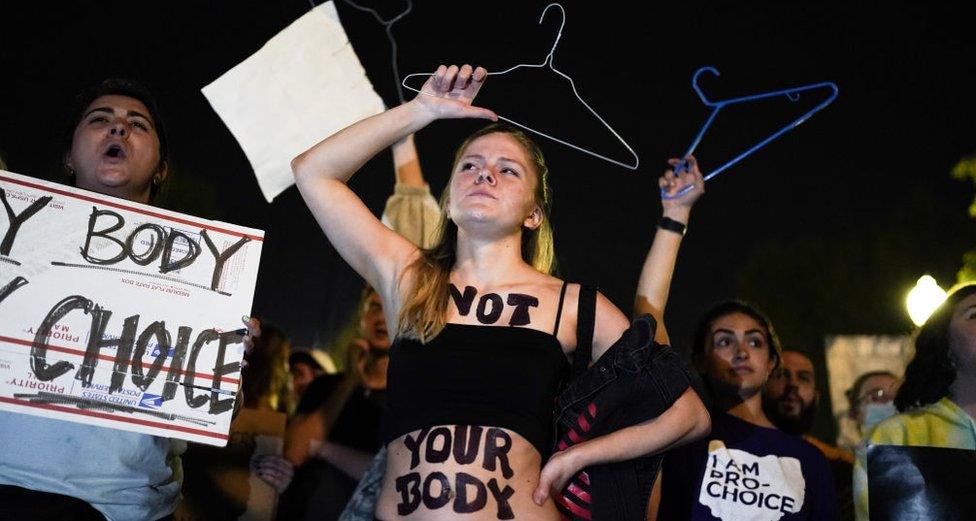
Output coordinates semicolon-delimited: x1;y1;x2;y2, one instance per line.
0;170;264;446
202;1;386;202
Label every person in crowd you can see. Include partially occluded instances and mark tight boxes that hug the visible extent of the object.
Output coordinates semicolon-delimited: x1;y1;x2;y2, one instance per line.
339;140;707;521
185;323;293;502
844;370;898;441
278;131;442;520
764;350;855;461
853;283;976;520
292;63;710;519
289;347;335;406
0;78;259;521
242;321;293;413
656;301;840;520
764;350;854;520
835;370;900;453
277;286;393;520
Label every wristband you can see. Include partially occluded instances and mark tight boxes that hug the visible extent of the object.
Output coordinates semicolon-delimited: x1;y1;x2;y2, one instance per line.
658;216;687;236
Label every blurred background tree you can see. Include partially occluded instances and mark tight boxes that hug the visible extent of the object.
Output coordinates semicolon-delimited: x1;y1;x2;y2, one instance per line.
952;153;976;283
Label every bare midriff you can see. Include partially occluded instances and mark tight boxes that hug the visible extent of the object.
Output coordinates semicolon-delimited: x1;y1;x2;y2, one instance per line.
376;424;560;520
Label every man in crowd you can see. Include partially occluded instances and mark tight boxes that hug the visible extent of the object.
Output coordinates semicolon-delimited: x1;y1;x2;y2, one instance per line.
763;350;854;521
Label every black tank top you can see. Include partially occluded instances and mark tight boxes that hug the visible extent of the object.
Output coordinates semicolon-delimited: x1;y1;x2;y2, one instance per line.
381;282;572;458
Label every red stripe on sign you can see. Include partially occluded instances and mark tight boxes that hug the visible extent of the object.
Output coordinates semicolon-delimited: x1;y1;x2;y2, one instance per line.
0;174;263;242
0;396;228;440
0;335;240;385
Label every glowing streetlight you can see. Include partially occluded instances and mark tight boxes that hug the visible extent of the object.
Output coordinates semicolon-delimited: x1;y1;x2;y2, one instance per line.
906;275;948;327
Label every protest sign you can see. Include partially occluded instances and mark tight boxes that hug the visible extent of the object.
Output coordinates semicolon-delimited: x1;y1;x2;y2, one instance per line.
0;170;263;446
202;0;386;202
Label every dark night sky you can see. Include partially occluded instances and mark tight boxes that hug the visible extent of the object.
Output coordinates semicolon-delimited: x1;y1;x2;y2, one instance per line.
2;0;975;365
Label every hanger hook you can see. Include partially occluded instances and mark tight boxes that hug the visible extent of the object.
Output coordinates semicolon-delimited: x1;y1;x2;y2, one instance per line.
539;3;566;66
691;66;721;106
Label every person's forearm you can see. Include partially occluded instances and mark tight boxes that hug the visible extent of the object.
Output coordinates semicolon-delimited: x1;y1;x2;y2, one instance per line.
564;388;709;468
283;410;326;466
392;133;425;187
634;206;690;343
319;442;376;480
293;101;434;185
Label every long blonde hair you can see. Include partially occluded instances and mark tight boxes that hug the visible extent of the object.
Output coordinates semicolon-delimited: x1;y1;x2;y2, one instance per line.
397;124;555;342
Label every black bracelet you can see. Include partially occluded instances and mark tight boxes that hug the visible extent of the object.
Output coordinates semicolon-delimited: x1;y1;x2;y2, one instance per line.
658;216;687;236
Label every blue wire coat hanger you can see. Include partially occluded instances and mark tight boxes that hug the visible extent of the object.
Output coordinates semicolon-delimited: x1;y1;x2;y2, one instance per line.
401;3;640;170
663;66;839;198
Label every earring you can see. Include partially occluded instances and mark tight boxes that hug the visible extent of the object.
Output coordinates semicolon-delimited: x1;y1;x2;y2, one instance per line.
66;166;75;177
152;175;161;187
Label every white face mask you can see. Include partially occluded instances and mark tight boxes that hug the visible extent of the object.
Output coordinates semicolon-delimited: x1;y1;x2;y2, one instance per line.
861;402;898;431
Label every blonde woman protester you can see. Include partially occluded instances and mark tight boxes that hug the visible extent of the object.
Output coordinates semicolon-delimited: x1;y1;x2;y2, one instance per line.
293;64;709;520
279;132;442;519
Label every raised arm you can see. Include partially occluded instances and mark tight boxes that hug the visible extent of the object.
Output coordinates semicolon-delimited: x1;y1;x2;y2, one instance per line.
392;133;424;187
633;156;704;344
383;133;443;249
292;65;496;305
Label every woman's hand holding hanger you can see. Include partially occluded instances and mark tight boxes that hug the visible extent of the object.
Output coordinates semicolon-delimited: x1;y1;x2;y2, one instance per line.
660;155;704;220
411;64;498;121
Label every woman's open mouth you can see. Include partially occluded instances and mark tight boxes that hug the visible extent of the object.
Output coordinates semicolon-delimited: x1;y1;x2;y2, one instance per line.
103;143;128;162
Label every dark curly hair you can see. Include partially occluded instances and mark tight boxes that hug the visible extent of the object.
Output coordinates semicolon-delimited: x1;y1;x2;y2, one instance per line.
895;283;976;412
